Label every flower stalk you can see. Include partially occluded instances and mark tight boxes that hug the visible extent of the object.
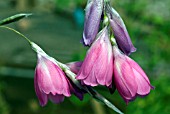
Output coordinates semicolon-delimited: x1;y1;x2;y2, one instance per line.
0;25;123;113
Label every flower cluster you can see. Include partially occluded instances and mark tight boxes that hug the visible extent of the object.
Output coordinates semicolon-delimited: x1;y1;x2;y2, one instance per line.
33;0;153;109
78;0;154;103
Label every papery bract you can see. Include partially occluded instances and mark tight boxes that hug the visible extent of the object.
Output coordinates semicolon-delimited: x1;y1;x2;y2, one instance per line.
106;4;136;55
66;61;83;74
113;46;153;103
77;27;113;87
82;0;103;46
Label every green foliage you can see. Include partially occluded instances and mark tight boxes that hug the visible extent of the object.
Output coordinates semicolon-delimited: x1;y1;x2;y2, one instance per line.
126;76;170;114
0;0;169;114
0;81;10;114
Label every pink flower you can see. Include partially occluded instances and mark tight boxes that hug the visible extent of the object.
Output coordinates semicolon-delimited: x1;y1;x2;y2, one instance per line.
34;53;83;106
113;46;154;104
76;27;113;87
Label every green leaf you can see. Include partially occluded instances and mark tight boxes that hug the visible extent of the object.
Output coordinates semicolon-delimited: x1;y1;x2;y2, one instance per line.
0;13;32;26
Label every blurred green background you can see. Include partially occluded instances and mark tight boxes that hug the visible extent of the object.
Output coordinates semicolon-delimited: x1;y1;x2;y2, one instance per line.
0;0;170;114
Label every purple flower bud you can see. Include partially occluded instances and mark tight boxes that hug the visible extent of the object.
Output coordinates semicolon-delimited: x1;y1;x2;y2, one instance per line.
77;27;113;87
106;5;136;55
112;46;153;104
34;53;83;106
82;0;104;46
66;61;83;74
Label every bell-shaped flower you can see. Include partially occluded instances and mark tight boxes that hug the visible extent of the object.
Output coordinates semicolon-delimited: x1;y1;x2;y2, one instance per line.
106;4;136;55
76;27;113;87
32;43;83;106
112;46;154;104
82;0;103;46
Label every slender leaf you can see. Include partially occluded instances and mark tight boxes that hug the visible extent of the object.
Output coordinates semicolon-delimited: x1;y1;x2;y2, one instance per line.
0;13;32;26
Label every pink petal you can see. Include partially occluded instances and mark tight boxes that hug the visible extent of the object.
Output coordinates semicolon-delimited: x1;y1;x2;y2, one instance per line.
36;57;59;95
77;27;113;87
76;37;102;80
56;68;71;97
113;55;137;102
105;61;113;86
126;57;153;95
133;68;151;95
94;48;108;85
34;72;48;107
36;55;71;96
83;70;98;86
104;40;113;86
48;93;65;104
127;57;150;84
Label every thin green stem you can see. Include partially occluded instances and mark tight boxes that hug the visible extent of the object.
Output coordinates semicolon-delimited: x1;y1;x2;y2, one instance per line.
56;61;123;114
104;0;110;2
0;26;32;44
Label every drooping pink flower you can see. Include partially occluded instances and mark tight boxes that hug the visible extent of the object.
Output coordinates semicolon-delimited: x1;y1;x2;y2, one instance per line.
34;51;83;106
76;27;113;87
113;46;153;103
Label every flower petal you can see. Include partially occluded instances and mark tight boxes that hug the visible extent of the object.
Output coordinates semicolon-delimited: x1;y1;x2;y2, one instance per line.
126;57;153;95
48;93;65;104
36;55;71;97
34;71;48;107
113;46;137;103
77;27;113;87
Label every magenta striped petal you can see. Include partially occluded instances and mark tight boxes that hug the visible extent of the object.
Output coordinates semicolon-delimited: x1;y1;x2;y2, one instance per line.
113;46;153;103
34;53;84;106
34;71;48;106
77;27;113;87
36;55;71;96
113;47;137;103
126;57;154;95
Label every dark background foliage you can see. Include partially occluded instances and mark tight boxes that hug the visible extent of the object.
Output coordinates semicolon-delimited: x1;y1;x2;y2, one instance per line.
0;0;169;114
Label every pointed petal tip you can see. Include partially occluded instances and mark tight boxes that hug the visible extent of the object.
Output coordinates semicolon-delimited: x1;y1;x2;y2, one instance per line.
151;85;155;90
131;47;137;53
82;80;98;87
137;85;154;97
76;74;86;80
40;103;46;107
48;94;65;104
82;33;93;46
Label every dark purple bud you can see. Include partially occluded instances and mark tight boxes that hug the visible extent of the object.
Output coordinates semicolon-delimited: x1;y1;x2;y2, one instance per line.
82;0;104;46
106;4;136;55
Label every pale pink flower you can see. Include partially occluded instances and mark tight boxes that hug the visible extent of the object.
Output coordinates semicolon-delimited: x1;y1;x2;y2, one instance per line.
34;51;83;106
113;46;153;103
76;27;113;87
